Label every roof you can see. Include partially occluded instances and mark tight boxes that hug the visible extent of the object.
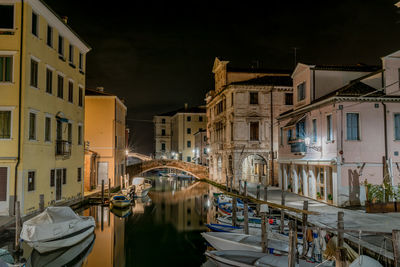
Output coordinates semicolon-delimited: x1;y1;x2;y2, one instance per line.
311;64;380;72
157;106;206;117
229;75;292;87
85;88;115;96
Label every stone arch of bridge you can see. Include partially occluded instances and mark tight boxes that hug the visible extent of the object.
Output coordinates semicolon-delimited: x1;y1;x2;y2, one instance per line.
127;159;209;181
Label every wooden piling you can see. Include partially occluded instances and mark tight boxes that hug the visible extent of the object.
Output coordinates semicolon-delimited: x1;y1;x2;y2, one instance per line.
244;199;249;235
301;200;308;257
261;213;268;253
232;197;237;227
244;180;247;197
101;180;105;204
336;211;347;267
15;201;21;251
336;247;348;267
392;230;400;267
288;220;296;267
281;191;286;234
230;176;233;193
338;211;344;247
108;178;111;201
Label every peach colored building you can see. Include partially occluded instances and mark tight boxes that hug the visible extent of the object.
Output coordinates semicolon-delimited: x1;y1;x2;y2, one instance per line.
277;57;400;206
84;88;127;191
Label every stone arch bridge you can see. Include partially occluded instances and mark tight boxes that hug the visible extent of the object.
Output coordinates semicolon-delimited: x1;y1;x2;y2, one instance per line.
127;159;209;180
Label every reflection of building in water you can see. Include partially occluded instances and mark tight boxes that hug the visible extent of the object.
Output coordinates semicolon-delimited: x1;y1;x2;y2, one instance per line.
82;206;126;267
151;182;211;231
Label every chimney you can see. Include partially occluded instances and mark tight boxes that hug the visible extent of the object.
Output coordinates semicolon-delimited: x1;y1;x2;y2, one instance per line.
96;86;104;92
184;103;188;110
61;16;68;24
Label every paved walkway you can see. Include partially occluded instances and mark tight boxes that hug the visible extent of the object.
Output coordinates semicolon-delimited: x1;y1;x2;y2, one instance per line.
245;183;400;260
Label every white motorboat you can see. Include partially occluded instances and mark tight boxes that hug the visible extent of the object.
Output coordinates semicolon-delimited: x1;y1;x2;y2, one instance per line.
205;250;333;267
217;215;288;231
131;177;153;198
349;256;383;267
20;206;95;253
201;232;301;254
26;233;95;267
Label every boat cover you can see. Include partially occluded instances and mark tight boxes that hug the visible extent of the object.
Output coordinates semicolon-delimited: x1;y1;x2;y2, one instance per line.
349;256;383;267
132;177;145;185
20;206;93;242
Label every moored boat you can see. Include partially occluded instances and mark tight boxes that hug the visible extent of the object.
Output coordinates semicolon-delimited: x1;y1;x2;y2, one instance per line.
110;195;131;209
131;177;153;198
20;206;95;254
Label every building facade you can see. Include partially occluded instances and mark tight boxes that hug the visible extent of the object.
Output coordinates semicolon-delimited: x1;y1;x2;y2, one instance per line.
206;58;293;188
153;105;207;163
194;129;208;166
0;0;90;215
276;61;400;206
84;88;127;191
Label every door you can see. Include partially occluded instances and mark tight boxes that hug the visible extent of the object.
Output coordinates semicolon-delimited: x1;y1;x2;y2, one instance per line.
0;167;8;215
98;162;108;185
56;169;62;201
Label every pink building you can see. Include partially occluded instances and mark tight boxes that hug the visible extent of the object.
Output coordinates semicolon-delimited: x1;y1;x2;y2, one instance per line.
277;55;400;207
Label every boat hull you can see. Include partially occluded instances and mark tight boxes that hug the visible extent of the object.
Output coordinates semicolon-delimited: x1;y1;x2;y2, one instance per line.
27;225;95;254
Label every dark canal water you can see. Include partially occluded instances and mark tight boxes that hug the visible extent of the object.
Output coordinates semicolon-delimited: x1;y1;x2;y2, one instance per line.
0;175;220;267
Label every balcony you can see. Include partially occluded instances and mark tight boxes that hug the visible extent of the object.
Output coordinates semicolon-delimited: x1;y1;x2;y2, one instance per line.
290;140;306;153
56;140;71;158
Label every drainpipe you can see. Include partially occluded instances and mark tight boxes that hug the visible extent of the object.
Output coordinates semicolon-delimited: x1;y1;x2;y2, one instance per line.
382;102;388;182
14;0;24;215
270;88;274;186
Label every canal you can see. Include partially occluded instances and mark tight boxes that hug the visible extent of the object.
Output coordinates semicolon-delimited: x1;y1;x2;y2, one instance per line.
0;174;220;267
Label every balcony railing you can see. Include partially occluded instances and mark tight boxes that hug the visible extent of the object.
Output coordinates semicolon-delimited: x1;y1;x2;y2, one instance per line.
56;140;71;157
290;141;306;153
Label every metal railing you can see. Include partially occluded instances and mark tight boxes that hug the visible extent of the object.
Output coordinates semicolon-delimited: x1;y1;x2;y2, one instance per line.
56;140;71;157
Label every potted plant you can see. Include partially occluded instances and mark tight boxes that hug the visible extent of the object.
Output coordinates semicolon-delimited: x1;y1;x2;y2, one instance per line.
316;192;321;200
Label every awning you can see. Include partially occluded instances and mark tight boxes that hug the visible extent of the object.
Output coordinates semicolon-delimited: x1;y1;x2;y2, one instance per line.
283;113;306;128
55;112;69;123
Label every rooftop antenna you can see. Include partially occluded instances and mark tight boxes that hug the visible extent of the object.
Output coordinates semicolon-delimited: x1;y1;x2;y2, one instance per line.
293;47;299;68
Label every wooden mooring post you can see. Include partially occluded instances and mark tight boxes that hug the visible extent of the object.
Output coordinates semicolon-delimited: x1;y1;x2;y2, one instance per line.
260;204;269;253
108;178;111;201
392;230;400;267
288;220;296;267
301;200;308;257
280;191;286;234
101;180;105;204
232;197;237;227
230;176;233;193
15;201;21;251
336;211;347;267
243;181;249;235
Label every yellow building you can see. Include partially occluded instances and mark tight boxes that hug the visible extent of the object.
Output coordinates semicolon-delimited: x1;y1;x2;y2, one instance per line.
0;0;91;215
84;88;127;191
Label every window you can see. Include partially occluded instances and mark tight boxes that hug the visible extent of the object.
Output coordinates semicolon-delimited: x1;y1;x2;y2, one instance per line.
58;35;64;56
57;75;63;99
231;92;234;106
46;68;52;94
312;119;317;143
68;81;73;103
161;143;165;151
280;127;283;145
187;156;191;162
31;12;38;37
67;123;72;143
47;25;53;47
187;116;191;122
285;93;293;105
45;116;51;142
0;56;12;82
62;168;67;184
250;92;258;104
187;128;191;134
346;113;359;140
56;120;62;140
161;129;165;136
77;168;82;182
296;120;306;139
79;53;83;70
287;129;293;143
29;112;36;140
28;171;35;191
250;122;259;141
327;115;333;141
0;5;14;29
0;110;11;139
199;116;203;122
78;87;83;107
187;140;191;148
78;125;82;145
30;59;38;88
50;169;55;187
395;114;400;140
297;82;306;101
69;44;74;64
161;118;165;124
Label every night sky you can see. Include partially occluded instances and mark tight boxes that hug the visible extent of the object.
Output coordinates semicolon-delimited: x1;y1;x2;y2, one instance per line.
44;0;400;155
